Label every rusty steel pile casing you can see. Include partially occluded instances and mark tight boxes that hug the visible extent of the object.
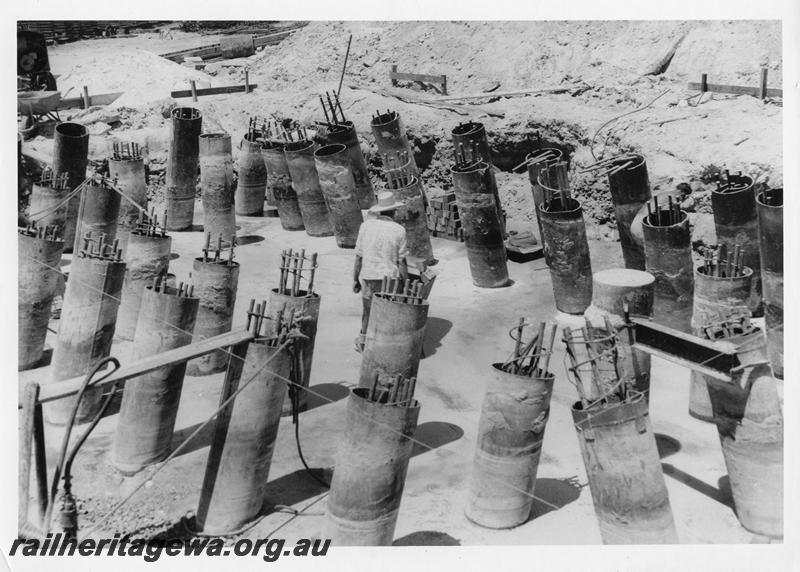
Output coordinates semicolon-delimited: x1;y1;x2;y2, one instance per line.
607;155;651;270
711;175;762;315
115;231;172;341
393;175;435;264
196;341;292;534
199;133;236;242
314;143;363;248
705;332;783;538
111;285;198;474
284;140;334;237
185;258;240;376
465;364;555;529
235;134;268;216
370;111;419;176
452;121;503;220
358;295;428;390
572;393;678;544
73;178;122;253
641;210;693;332
539;197;593;313
527;148;564;252
52;122;90;251
165;107;202;231
263;142;304;231
451;161;509;288
689;265;753;421
18;229;65;371
108;153;147;245
46;253;126;425
325;387;420;545
265;289;321;416
29;182;69;242
323;121;375;209
756;188;783;379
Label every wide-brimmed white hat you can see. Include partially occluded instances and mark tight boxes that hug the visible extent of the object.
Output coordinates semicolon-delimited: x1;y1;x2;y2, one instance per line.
369;191;404;213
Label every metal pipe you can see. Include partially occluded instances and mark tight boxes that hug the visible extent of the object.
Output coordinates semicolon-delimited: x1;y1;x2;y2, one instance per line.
263;142;305;231
314;143;363;248
526;148;563;261
199;133;236;243
73;178;121;254
756;188;783;379
370;111;419;176
165;107;202;231
284;140;334;237
606;154;650;270
322;121;375;209
108;152;147;251
390;175;435;265
451;121;503;226
235;133;268;216
52;122;89;252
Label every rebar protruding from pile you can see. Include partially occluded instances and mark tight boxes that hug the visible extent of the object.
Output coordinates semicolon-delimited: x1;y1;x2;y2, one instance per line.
700;315;756;341
702;244;747;278
377;277;425;304
514;148;560;172
366;373;417;407
37;167;70;190
259;118;308;144
149;273;195;298
383;150;414;189
500;319;558;377
132;207;169;238
244;299;303;346
562;319;625;407
20;221;62;242
200;233;237;265
714;170;752;194
453;141;484;170
645;196;683;226
579;153;640;177
319;90;348;128
538;161;572;211
277;249;318;296
77;232;123;261
111;141;143;161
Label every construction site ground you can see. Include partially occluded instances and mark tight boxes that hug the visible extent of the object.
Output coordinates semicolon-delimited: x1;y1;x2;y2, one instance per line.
20;21;783;546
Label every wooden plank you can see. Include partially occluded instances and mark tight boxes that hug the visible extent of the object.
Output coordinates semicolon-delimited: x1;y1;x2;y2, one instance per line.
57;92;124;109
21;329;255;407
434;85;575;102
252;29;297;48
348;83;505;118
687;82;782;98
170;84;258;98
160;44;222;62
390;71;447;85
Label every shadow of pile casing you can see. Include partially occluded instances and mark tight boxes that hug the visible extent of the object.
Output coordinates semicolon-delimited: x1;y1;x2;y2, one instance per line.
689;265;753;421
526;148;564;259
108;154;147;251
539;197;593;313
323;121;375;209
235;134;268;216
711;177;761;316
199;133;236;242
465;364;554;529
393;175;435;264
451;162;509;288
115;232;172;341
266;288;321;416
607;155;650;270
165;107;202;231
111;286;198;474
314;143;363;248
46;254;126;425
52;122;89;252
263;142;304;231
572;393;678;544
641;211;693;332
325;387;420;545
451;122;503;225
584;268;654;398
358;295;428;389
706;332;782;538
186;258;240;376
284;140;334;237
18;230;64;371
73;179;122;253
370;111;419;176
756;188;782;379
196;340;291;534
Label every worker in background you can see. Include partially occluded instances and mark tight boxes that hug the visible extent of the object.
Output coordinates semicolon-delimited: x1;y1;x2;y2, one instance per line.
353;191;409;352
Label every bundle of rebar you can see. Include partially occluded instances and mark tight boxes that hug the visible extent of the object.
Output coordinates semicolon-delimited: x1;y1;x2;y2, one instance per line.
538;162;573;212
258;118;308;144
452;141;484;170
37;168;70;190
384;150;415;189
246;117;263;142
131;208;168;238
111;142;143;161
644;196;682;226
77;232;122;261
563;315;626;407
20;222;61;241
151;274;194;298
378;277;424;304
200;233;237;266
245;299;304;346
579;153;639;177
320;90;348;130
513;148;560;172
277;249;318;296
702;244;747;278
500;319;558;377
366;373;417;407
370;109;396;125
714;170;751;194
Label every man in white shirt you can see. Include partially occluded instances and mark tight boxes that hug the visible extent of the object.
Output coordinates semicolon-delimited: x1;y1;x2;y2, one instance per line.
353;191;409;351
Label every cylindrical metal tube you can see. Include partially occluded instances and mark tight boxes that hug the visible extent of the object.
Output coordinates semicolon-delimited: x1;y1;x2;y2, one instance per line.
641;210;693;332
73;179;122;253
284;140;334;237
325;387;420;545
324;122;375;209
46;255;126;425
108;154;147;233
392;175;435;264
199;133;236;243
572;394;678;544
165;107;202;231
115;231;172;341
18;230;64;371
711;176;761;315
539;198;593;313
185;259;240;376
111;285;198;474
756;188;783;379
607;155;651;270
52;122;89;251
235;134;268;216
314;144;363;248
451;162;509;288
370;111;419;176
265;289;321;416
196;341;291;534
358;295;428;389
263;143;304;231
689;265;753;421
527;148;564;254
465;364;554;529
452;122;503;220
